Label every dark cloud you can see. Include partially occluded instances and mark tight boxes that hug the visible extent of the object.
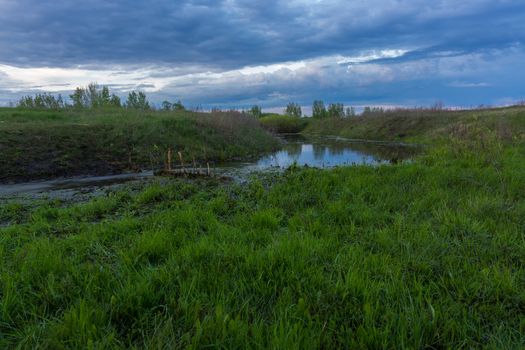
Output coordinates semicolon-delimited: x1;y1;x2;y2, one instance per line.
0;0;524;69
1;1;524;108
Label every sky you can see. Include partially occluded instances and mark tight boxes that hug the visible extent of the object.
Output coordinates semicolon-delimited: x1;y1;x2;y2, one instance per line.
0;0;524;111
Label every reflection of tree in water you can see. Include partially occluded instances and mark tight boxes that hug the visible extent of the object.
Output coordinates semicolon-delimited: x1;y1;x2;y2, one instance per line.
346;143;421;162
313;144;327;160
327;142;345;156
285;143;302;158
283;134;307;143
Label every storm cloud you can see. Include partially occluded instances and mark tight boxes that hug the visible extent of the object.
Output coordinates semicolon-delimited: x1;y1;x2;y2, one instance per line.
0;0;524;109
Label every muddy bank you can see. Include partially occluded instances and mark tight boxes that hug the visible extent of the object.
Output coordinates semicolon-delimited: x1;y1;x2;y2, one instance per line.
1;135;421;202
0;109;280;184
0;125;133;183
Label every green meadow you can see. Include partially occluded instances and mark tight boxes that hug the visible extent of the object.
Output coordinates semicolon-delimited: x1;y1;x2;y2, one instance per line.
1;106;525;348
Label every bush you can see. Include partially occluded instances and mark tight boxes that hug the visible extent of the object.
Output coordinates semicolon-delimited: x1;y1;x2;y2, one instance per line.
259;114;309;133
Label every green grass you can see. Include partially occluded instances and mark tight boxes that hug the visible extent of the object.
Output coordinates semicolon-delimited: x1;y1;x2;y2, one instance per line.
0;108;279;183
259;114;310;134
1;130;524;348
303;105;525;143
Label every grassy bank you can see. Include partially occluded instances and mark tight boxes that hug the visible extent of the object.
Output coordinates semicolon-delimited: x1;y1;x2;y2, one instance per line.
303;106;525;143
259;114;309;134
0;108;279;183
1;131;524;348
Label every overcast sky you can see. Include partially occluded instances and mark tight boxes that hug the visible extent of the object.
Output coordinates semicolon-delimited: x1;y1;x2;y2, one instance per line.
0;0;524;110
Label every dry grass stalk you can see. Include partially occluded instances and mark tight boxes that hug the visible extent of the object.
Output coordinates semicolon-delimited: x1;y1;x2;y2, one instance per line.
167;147;172;171
178;151;185;168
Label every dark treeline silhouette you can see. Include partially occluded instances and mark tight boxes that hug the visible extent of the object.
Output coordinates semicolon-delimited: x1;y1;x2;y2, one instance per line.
70;84;122;109
18;88;508;118
17;93;66;109
249;100;519;120
15;83;186;112
312;101;356;118
285;102;302;118
248;101;357;119
161;100;185;111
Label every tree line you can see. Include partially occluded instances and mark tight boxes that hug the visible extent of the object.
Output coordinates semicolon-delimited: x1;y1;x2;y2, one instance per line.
311;101;356;118
248;101;357;118
16;83;186;112
17;85;398;118
247;101;451;118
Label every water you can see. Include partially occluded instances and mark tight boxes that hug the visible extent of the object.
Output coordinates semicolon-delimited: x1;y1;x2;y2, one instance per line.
0;136;420;199
250;135;418;168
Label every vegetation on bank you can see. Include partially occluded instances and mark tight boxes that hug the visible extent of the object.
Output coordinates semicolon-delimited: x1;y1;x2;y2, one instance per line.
304;105;525;143
0;108;279;183
252;100;354;133
252;102;525;145
1;127;524;348
259;114;310;134
3;102;523;184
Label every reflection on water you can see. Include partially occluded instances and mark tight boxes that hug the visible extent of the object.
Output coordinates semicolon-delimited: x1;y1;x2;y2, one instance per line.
0;135;421;198
253;135;420;169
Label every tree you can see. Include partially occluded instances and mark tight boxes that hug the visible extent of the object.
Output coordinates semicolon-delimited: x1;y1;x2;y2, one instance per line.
126;91;150;110
56;94;65;109
70;83;113;109
173;100;185;111
161;101;173;111
312;100;327;118
101;86;111;106
17;96;35;109
250;105;262;118
109;94;121;108
18;93;64;109
285;102;302;118
87;83;101;108
328;103;345;118
70;87;86;108
345;106;356;118
137;92;149;110
126;91;138;108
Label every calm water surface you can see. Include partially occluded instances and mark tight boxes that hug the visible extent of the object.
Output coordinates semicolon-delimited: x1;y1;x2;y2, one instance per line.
250;135;418;169
0;135;420;199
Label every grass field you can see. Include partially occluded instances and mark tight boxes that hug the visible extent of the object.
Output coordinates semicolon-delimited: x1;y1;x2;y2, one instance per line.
1;118;525;348
0;108;279;183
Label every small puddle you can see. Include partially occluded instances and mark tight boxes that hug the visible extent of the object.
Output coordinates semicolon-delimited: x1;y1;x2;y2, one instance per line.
0;135;420;200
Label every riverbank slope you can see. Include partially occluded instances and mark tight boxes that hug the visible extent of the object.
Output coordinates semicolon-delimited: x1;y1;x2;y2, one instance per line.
303;105;525;143
0;108;280;183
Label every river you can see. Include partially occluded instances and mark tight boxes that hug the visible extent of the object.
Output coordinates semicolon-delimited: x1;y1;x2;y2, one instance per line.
0;135;420;200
